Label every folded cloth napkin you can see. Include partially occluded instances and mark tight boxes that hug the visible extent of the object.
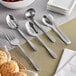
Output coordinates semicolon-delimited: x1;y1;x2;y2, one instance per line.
47;0;76;15
54;48;76;76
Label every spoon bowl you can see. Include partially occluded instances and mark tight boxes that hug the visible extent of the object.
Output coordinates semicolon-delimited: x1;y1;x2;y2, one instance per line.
25;8;36;19
25;21;37;37
42;14;54;28
6;15;18;29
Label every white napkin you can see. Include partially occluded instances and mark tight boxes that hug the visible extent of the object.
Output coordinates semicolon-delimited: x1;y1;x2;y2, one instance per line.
47;0;76;15
54;48;76;76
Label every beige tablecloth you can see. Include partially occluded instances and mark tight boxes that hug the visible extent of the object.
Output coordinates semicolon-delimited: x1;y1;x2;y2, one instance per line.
10;18;76;76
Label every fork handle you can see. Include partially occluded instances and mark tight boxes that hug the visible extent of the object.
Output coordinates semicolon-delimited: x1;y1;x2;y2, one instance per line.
17;29;38;51
36;35;57;59
17;44;40;71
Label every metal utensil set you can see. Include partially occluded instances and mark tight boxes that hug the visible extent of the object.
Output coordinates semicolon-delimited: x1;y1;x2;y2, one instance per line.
2;8;71;71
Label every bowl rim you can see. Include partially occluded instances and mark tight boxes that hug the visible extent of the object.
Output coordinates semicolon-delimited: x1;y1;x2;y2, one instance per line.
0;0;26;3
0;0;35;3
0;0;35;9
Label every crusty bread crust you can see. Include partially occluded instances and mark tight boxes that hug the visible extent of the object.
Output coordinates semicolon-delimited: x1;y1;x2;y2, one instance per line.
11;56;25;70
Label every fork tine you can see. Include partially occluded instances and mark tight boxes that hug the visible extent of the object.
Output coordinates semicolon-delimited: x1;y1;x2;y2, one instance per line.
11;32;16;39
5;32;14;41
0;31;4;38
5;34;11;41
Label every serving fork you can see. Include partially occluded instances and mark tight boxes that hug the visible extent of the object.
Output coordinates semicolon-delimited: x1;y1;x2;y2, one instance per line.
5;33;40;71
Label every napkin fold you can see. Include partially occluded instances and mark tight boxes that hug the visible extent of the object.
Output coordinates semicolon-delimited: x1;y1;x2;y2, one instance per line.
47;0;76;15
54;48;76;76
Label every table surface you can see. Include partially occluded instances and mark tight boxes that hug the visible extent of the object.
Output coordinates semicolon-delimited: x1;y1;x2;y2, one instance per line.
0;0;76;50
0;0;76;76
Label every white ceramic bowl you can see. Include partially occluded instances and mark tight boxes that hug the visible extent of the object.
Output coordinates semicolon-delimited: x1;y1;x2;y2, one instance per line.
0;0;35;9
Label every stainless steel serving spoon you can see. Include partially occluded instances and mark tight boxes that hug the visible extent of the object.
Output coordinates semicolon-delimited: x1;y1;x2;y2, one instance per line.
42;14;71;45
6;15;38;51
25;8;38;32
25;8;56;43
25;20;57;59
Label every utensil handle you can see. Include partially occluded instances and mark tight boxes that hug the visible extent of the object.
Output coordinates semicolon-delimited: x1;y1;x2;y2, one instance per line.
44;31;56;43
17;44;40;71
53;26;71;45
17;29;38;51
34;20;56;43
36;35;57;59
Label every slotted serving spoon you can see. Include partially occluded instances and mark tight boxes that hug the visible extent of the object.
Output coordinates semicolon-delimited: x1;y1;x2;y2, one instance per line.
25;20;57;59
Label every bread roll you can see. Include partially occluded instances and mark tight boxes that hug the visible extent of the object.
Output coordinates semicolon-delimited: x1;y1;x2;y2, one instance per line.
0;50;8;67
13;72;27;76
0;60;19;75
0;73;1;76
